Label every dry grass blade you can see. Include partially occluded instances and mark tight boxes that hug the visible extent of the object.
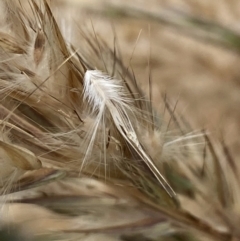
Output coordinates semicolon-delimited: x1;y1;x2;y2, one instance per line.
9;168;65;193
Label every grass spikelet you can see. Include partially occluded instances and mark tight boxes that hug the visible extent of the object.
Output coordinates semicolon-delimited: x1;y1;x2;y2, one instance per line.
1;1;240;241
83;70;176;198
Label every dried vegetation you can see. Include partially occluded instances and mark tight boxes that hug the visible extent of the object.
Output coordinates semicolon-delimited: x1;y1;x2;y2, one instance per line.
0;1;240;241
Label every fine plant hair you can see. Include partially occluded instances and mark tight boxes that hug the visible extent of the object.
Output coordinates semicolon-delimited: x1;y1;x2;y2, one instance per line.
0;1;239;241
